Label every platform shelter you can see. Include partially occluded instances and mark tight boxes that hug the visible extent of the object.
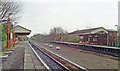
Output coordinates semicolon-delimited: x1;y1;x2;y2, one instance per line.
15;25;31;41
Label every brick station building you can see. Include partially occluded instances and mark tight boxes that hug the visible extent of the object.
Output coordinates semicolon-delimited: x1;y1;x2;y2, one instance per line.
69;27;117;46
15;25;31;41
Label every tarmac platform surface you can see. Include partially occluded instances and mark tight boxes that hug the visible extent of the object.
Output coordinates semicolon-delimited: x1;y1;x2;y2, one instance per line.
1;41;46;70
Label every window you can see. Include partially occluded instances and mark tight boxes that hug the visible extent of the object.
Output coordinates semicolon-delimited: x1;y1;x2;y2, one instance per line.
110;33;112;36
93;38;97;42
88;38;90;41
80;36;84;39
88;35;92;37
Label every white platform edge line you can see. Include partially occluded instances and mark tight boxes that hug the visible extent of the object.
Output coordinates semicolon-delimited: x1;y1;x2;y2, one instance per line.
34;42;89;71
28;42;51;71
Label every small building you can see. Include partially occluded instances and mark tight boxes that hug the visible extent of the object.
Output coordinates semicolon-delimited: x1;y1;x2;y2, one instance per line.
69;27;116;45
15;25;31;41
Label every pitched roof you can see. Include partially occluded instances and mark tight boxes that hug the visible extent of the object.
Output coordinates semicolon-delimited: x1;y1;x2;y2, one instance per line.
15;25;31;34
69;27;107;34
107;29;117;32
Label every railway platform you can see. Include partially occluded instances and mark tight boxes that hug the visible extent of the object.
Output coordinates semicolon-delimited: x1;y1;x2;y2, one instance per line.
2;42;24;69
1;41;46;70
24;41;46;69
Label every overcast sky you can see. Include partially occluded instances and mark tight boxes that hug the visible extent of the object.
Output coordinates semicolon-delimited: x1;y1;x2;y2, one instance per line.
6;0;120;37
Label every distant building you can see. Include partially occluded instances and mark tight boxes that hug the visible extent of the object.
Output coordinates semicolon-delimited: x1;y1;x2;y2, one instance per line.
69;27;117;46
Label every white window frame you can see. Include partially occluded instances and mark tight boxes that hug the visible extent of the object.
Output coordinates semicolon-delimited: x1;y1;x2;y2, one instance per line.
88;38;90;41
95;35;98;37
80;36;84;39
93;38;97;42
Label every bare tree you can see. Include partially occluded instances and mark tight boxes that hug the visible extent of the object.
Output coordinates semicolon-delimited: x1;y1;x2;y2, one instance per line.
49;27;68;41
50;27;67;35
0;0;23;22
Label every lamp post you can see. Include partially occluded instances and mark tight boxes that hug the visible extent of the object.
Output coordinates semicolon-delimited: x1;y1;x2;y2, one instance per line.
8;13;12;50
13;22;17;46
115;25;118;48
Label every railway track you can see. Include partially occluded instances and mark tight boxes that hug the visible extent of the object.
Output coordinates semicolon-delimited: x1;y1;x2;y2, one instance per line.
51;41;120;60
29;41;89;71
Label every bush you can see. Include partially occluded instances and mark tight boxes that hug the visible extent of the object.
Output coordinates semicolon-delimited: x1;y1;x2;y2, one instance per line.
3;42;7;48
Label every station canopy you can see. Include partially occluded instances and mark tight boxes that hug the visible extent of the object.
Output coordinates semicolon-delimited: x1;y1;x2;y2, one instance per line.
15;25;31;35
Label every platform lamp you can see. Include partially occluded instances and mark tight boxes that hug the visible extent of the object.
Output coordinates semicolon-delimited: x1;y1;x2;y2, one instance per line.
8;12;12;50
115;25;119;48
13;22;17;46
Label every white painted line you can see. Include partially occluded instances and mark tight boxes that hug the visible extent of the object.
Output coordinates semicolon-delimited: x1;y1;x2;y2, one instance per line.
0;55;8;58
33;42;89;71
28;42;52;71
